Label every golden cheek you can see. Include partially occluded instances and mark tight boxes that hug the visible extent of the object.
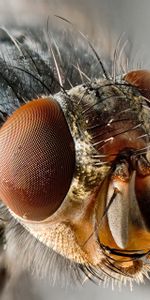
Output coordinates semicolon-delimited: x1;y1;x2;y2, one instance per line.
0;98;75;221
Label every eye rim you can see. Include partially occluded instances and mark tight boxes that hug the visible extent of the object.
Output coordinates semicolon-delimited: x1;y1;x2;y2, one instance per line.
0;97;75;221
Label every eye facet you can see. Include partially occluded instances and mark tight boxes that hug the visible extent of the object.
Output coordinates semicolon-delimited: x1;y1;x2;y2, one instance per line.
0;98;75;221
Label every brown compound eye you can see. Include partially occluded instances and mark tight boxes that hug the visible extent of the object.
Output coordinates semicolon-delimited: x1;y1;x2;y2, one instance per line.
124;69;150;100
0;98;75;221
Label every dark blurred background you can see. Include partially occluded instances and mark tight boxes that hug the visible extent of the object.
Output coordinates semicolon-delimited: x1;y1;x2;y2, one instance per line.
0;0;150;299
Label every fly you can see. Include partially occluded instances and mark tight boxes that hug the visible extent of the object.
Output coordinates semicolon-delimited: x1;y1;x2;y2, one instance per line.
0;21;150;289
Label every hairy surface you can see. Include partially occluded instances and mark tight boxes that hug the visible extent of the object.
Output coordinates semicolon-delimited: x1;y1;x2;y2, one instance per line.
0;13;150;296
0;25;111;288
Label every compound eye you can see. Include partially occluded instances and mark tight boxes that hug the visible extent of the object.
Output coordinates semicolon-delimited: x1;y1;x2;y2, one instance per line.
0;98;75;221
124;69;150;100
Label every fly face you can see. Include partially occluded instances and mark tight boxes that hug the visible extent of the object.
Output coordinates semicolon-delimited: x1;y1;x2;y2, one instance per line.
0;28;150;286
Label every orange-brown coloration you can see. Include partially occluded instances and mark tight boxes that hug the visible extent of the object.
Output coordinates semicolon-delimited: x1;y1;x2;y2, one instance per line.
0;98;75;221
97;121;146;163
99;219;150;254
124;70;150;100
96;150;150;269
